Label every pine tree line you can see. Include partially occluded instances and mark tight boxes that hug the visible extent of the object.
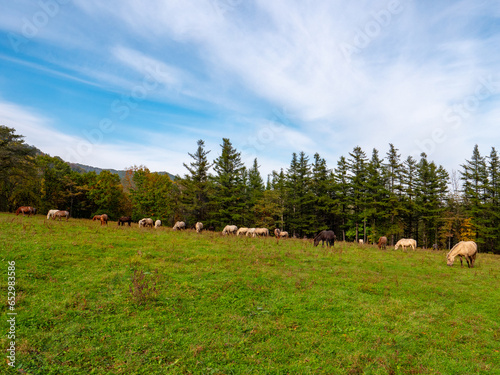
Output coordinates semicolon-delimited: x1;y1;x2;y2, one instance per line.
1;126;498;253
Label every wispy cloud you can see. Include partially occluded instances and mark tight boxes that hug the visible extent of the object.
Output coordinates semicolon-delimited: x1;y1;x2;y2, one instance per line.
0;0;499;175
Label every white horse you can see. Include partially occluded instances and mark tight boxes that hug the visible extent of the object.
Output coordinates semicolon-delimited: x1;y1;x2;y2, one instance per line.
195;222;203;233
155;220;162;228
222;225;238;235
173;221;186;230
447;241;477;268
140;218;154;228
254;228;269;237
395;238;416;250
237;227;248;236
279;231;289;238
46;209;59;219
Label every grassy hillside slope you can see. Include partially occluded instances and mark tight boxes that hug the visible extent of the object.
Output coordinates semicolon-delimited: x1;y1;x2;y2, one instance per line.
1;213;499;374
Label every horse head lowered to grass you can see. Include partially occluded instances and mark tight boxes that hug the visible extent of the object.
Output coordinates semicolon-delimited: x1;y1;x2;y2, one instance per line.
313;230;335;248
447;241;477;268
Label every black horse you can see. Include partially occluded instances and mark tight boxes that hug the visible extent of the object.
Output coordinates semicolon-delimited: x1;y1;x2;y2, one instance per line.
313;230;336;247
117;216;132;226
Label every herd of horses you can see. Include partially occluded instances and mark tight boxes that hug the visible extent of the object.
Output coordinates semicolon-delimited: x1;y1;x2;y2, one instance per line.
12;206;479;268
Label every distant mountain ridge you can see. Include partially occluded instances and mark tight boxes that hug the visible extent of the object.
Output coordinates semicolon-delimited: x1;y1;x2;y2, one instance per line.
69;162;176;181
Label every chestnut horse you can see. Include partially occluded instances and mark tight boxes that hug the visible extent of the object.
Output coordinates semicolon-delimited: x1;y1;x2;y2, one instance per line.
377;236;387;250
53;210;70;221
16;206;36;216
93;214;108;225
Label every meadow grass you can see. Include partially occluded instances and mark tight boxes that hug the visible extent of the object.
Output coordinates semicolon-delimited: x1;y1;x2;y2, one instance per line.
1;213;499;374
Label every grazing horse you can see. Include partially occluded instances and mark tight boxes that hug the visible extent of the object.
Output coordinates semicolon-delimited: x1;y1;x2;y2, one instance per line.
394;238;416;250
100;214;108;226
195;222;203;233
155;220;162;228
16;206;36;216
118;216;132;226
377;236;387;250
255;228;269;237
92;215;102;221
222;225;238;235
53;210;69;221
139;218;154;228
47;209;59;219
173;221;186;230
237;227;249;236
279;231;289;238
358;239;364;245
447;241;477;268
246;228;256;237
313;230;336;248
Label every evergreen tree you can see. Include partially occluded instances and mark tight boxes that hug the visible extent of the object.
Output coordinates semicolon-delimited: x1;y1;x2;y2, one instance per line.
461;145;489;247
270;169;287;231
211;138;246;227
247;158;265;225
347;146;368;242
485;147;500;251
415;153;448;248
400;156;418;239
181;140;212;224
311;153;335;232
365;149;388;243
384;143;404;245
0;126;38;211
334;156;350;241
286;152;315;237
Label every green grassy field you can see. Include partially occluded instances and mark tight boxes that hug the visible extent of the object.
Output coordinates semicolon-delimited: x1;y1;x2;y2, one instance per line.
1;213;499;374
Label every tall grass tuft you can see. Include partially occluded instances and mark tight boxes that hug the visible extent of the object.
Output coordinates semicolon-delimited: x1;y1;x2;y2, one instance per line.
129;269;159;306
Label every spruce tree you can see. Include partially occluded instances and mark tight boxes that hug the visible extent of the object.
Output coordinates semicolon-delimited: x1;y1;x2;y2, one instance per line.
347;146;368;242
247;158;264;226
311;153;335;231
334;156;350;241
211;138;246;227
384;143;404;245
400;156;418;239
485;147;500;252
365;149;388;243
460;145;488;247
181;140;212;224
286;152;315;237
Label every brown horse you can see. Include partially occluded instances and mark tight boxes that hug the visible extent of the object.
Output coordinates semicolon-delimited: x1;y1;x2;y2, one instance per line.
377;236;387;250
118;216;132;226
313;230;336;247
53;210;70;221
16;206;36;216
100;214;108;225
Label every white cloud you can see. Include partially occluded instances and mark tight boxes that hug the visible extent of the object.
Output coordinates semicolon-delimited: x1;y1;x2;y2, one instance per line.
1;0;500;176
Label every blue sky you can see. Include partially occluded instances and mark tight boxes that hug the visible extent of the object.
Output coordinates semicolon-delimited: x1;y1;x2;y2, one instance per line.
1;0;499;178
